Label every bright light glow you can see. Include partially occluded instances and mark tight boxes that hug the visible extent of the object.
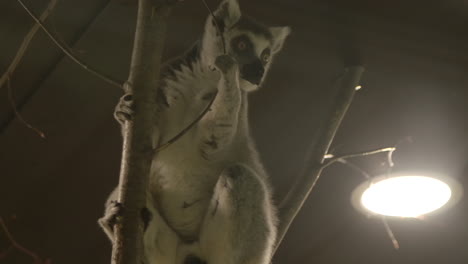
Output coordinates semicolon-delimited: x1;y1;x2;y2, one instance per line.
360;176;452;217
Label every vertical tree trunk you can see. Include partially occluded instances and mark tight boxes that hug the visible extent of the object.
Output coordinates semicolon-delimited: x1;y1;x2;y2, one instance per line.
111;1;171;264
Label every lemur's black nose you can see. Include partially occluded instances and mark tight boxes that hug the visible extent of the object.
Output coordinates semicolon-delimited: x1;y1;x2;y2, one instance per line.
241;59;264;85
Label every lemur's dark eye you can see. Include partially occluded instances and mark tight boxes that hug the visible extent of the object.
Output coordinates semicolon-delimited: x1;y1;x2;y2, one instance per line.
261;48;271;64
238;41;247;50
231;35;252;54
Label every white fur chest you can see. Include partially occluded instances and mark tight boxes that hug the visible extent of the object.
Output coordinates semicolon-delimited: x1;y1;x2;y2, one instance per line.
149;61;226;239
150;140;226;239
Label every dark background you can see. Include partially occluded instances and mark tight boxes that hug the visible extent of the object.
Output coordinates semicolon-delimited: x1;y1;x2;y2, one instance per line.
1;0;467;263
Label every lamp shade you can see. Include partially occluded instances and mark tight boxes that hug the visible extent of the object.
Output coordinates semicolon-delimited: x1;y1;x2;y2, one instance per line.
351;174;462;217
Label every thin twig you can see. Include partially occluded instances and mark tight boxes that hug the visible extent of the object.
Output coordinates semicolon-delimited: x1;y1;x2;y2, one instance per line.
322;147;396;169
7;78;46;139
1;0;56;138
49;13;83;56
0;217;48;264
155;90;218;152
387;147;395;168
335;153;401;250
328;149;401;250
332;147;400;250
382;217;400;250
335;159;371;179
0;0;57;90
15;0;123;89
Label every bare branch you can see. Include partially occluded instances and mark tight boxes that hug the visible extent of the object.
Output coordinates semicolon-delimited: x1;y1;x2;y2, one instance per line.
0;0;57;138
275;66;364;251
15;0;123;89
0;0;57;89
382;217;400;250
0;217;50;264
322;147;396;169
111;1;171;264
335;159;372;179
326;147;401;250
7;78;46;139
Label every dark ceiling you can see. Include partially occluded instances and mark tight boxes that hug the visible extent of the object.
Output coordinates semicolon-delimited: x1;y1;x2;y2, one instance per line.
1;0;467;263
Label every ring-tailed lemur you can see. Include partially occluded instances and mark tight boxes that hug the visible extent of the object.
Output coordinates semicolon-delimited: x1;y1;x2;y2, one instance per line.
99;0;290;263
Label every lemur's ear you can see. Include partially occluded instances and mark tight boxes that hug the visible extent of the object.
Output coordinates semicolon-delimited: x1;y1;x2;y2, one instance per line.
270;26;291;53
214;0;241;29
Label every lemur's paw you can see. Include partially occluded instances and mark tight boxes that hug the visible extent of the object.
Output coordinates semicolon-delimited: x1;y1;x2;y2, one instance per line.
114;93;134;124
214;54;236;74
98;201;123;235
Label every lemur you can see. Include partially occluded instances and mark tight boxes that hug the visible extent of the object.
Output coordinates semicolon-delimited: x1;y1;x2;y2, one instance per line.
99;0;290;263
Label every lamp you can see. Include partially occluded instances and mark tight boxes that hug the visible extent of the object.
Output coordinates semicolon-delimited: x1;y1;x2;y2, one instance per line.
351;173;462;217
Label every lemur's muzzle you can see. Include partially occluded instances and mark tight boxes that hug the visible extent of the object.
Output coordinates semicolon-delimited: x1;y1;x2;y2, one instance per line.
240;59;264;85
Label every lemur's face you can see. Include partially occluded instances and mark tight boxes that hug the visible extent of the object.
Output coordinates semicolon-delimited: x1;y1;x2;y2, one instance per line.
202;0;290;92
227;28;273;91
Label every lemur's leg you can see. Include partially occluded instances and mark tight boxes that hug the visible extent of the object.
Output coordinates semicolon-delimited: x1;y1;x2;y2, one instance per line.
197;164;277;264
99;189;179;264
143;197;179;264
98;188;122;242
199;55;241;156
98;188;157;242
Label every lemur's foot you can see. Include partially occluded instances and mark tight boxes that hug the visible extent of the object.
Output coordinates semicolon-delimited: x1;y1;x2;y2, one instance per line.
98;201;123;241
115;93;134;124
103;201;123;228
99;201;152;241
214;54;237;74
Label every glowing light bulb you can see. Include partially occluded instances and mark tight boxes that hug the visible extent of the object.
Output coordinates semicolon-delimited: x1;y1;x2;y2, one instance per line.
352;175;461;217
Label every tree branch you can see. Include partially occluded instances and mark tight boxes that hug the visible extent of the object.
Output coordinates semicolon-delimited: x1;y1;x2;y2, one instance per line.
275;66;364;251
1;0;57;139
0;0;57;90
15;0;123;89
322;147;396;169
111;1;171;264
324;149;401;250
0;217;51;264
382;216;400;250
333;159;372;179
7;78;46;138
